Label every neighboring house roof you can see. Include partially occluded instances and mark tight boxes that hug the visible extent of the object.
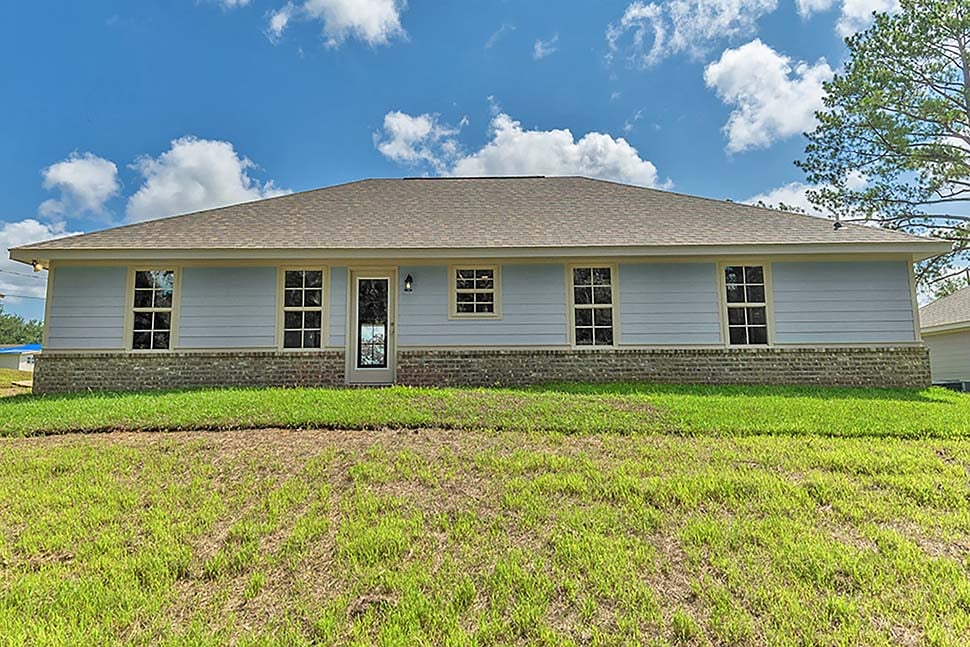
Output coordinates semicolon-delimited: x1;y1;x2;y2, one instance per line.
920;286;970;331
9;177;950;261
0;344;41;354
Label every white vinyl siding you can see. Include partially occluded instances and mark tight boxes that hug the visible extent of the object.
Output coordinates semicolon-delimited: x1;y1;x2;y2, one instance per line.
329;267;348;348
924;329;970;383
46;266;127;350
177;267;277;348
397;264;567;346
772;261;916;344
619;263;721;345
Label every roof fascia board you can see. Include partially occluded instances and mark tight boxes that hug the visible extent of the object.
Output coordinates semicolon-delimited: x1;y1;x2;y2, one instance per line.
9;242;952;265
920;321;970;335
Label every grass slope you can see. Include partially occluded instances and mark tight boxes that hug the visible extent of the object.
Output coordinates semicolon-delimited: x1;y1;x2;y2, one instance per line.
0;429;968;645
0;368;30;397
2;383;970;438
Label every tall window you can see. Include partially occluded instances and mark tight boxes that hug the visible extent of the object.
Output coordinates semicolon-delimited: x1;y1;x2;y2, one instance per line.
571;267;615;346
132;270;175;350
452;267;499;317
283;270;324;349
724;265;768;345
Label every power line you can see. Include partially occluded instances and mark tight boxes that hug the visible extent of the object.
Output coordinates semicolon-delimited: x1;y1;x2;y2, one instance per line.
0;268;46;280
0;293;46;300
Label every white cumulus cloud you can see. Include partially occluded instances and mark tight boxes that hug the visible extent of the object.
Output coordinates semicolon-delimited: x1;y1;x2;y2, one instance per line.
704;39;833;152
746;170;868;214
267;3;297;40
0;219;80;303
267;0;405;47
38;152;120;218
375;110;666;188
836;0;899;36
373;111;463;172
795;0;836;16
533;34;559;60
607;0;778;67
747;181;820;213
796;0;900;37
125;137;289;223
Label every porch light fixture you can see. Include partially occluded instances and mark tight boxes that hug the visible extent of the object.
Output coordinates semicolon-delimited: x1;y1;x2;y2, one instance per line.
404;274;414;292
31;260;44;273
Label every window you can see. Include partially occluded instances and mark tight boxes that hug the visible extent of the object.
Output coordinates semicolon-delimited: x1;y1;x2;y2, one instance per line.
451;267;499;317
132;270;175;350
282;270;324;349
724;265;769;345
571;266;615;346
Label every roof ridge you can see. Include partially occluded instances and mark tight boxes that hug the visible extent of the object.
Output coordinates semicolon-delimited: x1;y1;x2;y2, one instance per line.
9;176;951;256
10;178;376;251
594;178;943;245
402;175;546;180
922;284;970;309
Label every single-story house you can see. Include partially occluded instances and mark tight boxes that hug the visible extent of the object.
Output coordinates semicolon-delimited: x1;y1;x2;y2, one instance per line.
920;286;970;390
0;343;41;372
8;176;950;394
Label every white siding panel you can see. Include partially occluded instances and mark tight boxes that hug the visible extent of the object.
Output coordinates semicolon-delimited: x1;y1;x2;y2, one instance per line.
772;261;916;344
924;330;970;383
397;264;567;346
46;266;127;349
329;267;347;348
178;267;277;348
619;263;721;345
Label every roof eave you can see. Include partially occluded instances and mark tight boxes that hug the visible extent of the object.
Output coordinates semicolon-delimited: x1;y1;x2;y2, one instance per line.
9;240;953;265
921;321;970;335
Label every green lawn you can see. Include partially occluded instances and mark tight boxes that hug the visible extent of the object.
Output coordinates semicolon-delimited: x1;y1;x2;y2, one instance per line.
0;368;31;388
1;428;968;645
1;384;969;644
1;382;970;438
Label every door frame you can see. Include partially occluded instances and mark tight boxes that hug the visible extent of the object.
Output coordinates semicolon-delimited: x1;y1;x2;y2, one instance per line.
345;266;398;384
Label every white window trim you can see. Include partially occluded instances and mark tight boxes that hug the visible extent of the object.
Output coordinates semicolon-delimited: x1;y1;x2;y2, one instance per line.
717;261;775;347
124;267;181;352
566;263;619;348
276;266;329;351
448;264;502;319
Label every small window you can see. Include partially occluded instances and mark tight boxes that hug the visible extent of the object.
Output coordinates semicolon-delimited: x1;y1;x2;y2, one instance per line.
572;266;615;346
132;270;175;350
282;270;325;349
724;265;769;345
451;267;499;317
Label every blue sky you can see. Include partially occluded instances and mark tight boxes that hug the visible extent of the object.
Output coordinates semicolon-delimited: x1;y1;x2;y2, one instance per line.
0;0;896;320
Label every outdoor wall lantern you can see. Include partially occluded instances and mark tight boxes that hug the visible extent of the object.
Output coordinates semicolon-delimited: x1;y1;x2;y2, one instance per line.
404;274;414;292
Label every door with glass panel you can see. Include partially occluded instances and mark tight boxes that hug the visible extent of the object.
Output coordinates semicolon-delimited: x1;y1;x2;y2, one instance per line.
346;269;396;384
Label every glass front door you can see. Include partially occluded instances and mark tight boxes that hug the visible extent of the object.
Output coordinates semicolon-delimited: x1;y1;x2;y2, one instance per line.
356;278;388;369
347;270;396;384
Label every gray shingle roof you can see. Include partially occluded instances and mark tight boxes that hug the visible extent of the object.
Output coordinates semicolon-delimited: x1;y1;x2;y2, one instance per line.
11;176;948;253
920;286;970;329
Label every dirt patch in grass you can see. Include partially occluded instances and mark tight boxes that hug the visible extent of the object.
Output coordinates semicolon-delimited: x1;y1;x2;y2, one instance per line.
2;428;969;645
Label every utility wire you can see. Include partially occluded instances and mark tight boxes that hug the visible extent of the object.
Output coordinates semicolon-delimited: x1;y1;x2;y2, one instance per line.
0;268;46;280
0;293;46;300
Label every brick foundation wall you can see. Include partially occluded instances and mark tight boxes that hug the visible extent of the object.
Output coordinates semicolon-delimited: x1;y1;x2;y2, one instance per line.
33;346;930;394
396;347;931;389
33;351;345;394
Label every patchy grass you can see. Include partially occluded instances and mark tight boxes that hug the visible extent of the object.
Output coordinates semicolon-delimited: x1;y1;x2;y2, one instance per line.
1;383;969;438
0;368;31;398
0;368;30;386
0;428;968;645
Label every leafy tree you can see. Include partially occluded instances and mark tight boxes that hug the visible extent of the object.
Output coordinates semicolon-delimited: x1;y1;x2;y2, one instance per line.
0;302;43;345
797;0;970;292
